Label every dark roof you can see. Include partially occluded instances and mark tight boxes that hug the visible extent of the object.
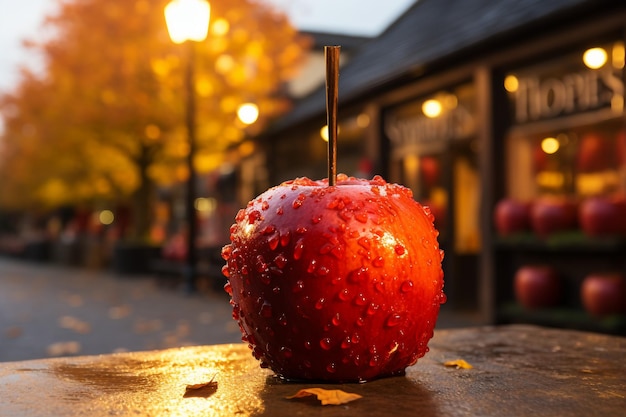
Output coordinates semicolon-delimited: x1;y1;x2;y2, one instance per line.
300;31;372;50
269;0;621;133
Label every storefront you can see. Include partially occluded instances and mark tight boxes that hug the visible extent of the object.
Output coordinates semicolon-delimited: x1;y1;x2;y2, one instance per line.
255;0;626;332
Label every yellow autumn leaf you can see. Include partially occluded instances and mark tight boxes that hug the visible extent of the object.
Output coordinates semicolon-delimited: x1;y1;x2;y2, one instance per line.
286;388;363;405
444;359;473;369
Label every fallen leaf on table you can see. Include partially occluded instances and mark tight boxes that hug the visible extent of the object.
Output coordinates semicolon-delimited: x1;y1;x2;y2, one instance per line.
184;376;218;398
444;359;473;369
286;388;362;405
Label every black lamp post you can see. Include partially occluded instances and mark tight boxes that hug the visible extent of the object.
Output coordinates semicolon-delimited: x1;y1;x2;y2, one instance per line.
165;0;210;293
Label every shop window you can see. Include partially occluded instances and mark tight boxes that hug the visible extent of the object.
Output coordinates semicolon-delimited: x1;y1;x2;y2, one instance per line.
384;82;480;253
504;41;625;200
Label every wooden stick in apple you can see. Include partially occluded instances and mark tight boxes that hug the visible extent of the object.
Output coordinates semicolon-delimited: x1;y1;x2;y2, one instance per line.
325;45;340;186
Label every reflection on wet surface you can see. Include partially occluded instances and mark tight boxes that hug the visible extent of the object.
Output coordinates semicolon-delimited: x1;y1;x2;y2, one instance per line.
45;345;267;417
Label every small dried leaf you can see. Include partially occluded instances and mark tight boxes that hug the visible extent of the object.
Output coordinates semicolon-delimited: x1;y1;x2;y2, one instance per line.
444;359;473;369
183;375;218;398
286;388;362;405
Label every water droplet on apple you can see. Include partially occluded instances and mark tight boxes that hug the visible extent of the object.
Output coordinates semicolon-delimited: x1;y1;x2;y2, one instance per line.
261;201;270;210
331;313;341;326
304;341;312;350
248;210;262;223
357;237;371;249
315;297;325;310
320;338;332;350
259;273;271;285
372;256;385;267
273;254;288;269
267;233;279;250
280;346;293;358
293;239;304;260
276;207;284;215
279;230;291;246
394;244;406;256
326;363;337;373
385;313;402;327
355;212;368;223
311;215;322;224
278;313;287;326
400;280;414;293
224;281;233;295
366;302;380;316
221;265;230;278
316;265;330;276
307;259;317;273
341;336;351;349
353;293;367;306
348;267;369;284
261;302;272;319
369;355;380;367
338;288;351;301
292;280;304;293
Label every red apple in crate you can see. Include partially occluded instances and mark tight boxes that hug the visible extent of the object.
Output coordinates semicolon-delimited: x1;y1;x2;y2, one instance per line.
530;197;578;237
579;196;624;237
514;266;561;309
581;273;626;317
221;174;445;382
577;133;614;173
494;198;530;236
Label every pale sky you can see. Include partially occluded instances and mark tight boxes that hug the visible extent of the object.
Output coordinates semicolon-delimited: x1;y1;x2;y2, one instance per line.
0;0;415;94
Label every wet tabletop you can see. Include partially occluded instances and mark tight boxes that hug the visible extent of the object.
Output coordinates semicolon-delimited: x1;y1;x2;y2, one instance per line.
1;325;624;417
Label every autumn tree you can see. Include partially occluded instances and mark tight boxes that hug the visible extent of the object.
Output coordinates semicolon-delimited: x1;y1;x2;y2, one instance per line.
0;0;310;239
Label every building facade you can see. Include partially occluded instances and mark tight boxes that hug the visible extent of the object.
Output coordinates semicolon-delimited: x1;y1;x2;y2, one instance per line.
250;0;626;333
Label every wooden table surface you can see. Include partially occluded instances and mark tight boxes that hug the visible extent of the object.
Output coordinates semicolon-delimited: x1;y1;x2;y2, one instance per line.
1;325;624;416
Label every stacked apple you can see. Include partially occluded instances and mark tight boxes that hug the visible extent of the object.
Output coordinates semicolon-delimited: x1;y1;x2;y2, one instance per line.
221;174;445;382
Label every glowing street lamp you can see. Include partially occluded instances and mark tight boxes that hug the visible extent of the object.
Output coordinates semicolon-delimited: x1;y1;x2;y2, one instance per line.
164;0;210;293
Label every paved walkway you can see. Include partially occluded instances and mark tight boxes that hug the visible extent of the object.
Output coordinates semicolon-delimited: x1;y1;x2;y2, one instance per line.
0;257;483;363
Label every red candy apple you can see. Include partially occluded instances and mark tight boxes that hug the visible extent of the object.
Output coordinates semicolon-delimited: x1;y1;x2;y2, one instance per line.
581;273;625;317
579;196;625;237
514;265;561;309
494;198;530;236
530;197;578;237
221;174;445;382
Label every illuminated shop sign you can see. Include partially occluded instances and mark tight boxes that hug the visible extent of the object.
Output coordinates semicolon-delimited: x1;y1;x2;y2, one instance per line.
385;88;476;150
511;69;622;123
506;44;624;124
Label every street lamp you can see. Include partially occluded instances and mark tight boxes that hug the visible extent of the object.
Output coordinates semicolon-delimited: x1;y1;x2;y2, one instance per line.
165;0;210;293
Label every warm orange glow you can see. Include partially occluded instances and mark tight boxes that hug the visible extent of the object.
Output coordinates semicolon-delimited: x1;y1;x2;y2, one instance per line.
237;103;259;125
164;0;210;44
504;75;519;93
541;137;560;154
583;47;607;69
422;99;442;118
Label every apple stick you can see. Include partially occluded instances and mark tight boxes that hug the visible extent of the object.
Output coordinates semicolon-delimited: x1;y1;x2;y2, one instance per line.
325;45;340;186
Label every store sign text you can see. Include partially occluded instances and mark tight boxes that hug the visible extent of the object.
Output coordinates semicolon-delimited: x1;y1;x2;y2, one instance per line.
513;68;623;123
385;104;475;149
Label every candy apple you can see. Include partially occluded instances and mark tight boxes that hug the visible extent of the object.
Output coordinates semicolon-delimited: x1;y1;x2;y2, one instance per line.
577;133;614;173
530;197;578;237
221;174;445;382
494;198;530;236
579;196;624;237
581;273;625;317
514;265;561;309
